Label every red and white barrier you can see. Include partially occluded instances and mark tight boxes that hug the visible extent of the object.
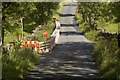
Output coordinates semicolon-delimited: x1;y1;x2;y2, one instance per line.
20;18;61;54
20;41;40;54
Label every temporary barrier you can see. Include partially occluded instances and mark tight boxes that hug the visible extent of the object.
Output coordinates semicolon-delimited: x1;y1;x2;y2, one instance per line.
20;18;61;54
20;41;40;54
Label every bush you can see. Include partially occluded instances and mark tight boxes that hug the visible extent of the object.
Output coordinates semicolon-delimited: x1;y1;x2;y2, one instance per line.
93;38;120;80
2;47;40;79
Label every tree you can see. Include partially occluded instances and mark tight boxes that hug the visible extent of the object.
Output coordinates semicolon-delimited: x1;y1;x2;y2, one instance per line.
2;2;36;41
2;2;60;43
78;2;120;26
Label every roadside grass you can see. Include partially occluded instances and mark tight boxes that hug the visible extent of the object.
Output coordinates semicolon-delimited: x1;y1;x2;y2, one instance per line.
94;38;120;80
75;9;120;80
2;47;40;79
30;20;56;42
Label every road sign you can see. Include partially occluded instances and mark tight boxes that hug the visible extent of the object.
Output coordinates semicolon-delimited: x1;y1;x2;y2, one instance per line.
43;32;48;39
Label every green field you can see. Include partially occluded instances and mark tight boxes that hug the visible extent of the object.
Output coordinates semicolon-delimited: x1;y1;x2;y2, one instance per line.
96;21;118;34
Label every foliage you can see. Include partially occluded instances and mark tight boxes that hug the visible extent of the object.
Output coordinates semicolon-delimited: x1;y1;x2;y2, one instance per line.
2;19;56;79
2;47;40;79
2;2;59;43
26;20;56;42
77;2;120;27
94;38;120;80
2;20;56;79
76;2;120;80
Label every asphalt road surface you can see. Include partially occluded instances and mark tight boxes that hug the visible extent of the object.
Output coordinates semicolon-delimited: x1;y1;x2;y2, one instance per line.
25;3;102;80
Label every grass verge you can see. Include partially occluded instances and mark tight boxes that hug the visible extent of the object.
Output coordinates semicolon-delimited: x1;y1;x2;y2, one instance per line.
2;47;40;79
93;38;120;80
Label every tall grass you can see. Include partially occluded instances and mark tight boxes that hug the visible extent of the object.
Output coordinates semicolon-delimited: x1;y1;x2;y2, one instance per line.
94;38;120;80
2;47;40;79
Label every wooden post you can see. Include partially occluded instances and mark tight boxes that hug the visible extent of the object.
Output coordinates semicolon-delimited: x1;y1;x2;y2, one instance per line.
20;17;23;41
0;20;2;47
88;14;91;27
2;12;4;46
118;23;120;48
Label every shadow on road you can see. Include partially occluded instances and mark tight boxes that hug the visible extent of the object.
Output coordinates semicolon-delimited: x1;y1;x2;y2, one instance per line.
60;31;84;36
25;42;102;80
60;14;75;17
61;24;74;26
64;4;77;6
25;76;102;80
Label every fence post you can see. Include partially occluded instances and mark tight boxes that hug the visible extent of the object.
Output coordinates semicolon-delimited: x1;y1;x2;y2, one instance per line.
118;23;120;48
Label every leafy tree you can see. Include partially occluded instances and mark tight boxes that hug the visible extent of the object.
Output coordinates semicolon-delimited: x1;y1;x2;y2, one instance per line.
2;2;59;43
2;2;36;41
78;2;120;48
78;2;120;27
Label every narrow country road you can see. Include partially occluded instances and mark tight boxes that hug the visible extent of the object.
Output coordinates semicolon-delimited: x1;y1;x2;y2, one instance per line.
25;3;102;80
